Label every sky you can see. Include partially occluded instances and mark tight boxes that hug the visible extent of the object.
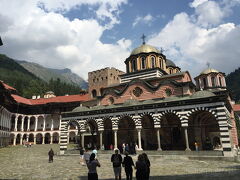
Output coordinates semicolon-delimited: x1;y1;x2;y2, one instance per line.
0;0;240;80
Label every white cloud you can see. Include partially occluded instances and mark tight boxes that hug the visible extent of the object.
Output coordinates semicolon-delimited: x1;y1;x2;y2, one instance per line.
0;0;130;80
132;14;154;27
148;0;240;78
190;0;208;8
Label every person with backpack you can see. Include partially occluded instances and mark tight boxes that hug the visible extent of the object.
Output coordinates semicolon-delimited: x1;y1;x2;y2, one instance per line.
142;153;151;180
111;148;122;180
87;153;101;180
122;151;135;180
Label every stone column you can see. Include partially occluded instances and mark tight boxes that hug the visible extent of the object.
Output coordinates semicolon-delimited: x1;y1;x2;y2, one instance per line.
27;117;30;131
137;128;143;150
42;134;45;144
26;134;29;142
51;119;54;131
184;127;191;151
20;134;23;145
34;135;36;144
21;116;24;131
50;135;53;144
113;130;118;149
14;116;18;131
67;133;69;144
43;117;46;131
81;133;85;148
13;135;16;145
99;131;103;148
34;117;38;132
156;128;162;151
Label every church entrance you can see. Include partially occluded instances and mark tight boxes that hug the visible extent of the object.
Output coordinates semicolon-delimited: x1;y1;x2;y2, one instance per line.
118;116;136;151
188;111;220;150
84;120;98;149
103;118;113;150
141;115;157;150
160;113;185;150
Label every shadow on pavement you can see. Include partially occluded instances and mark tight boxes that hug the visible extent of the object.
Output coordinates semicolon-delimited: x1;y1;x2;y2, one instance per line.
78;169;240;180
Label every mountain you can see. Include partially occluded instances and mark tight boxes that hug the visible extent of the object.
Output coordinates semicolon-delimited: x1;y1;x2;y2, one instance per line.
226;67;240;102
0;54;82;98
17;60;88;89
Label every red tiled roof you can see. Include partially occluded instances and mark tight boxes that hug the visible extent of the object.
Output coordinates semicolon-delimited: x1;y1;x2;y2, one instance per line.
12;94;90;105
233;104;240;112
0;81;16;91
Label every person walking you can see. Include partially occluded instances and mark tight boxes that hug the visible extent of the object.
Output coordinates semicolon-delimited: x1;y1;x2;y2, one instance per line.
84;148;91;165
87;153;101;180
142;153;150;180
92;147;98;158
122;151;135;180
79;147;84;165
194;141;199;151
111;148;122;180
48;148;54;163
135;154;147;180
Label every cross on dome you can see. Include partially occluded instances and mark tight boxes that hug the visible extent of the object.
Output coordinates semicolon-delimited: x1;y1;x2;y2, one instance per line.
141;34;146;45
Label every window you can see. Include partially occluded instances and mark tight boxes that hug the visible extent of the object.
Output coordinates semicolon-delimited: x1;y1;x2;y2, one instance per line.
165;88;172;96
92;89;97;98
133;87;143;97
141;56;146;69
219;77;222;86
211;77;216;87
160;59;162;68
151;56;155;68
132;59;137;72
169;69;173;74
203;78;207;87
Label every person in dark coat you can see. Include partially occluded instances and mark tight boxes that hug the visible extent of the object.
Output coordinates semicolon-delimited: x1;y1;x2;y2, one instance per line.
135;154;147;180
48;148;54;163
142;153;150;180
122;151;135;180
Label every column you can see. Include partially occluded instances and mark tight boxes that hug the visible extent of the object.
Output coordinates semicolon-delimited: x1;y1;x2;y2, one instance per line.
13;135;16;145
27;117;30;131
114;130;118;149
51;119;54;131
137;128;143;150
81;133;85;148
26;134;29;142
184;127;191;151
21;116;24;131
42;134;45;144
43;117;46;131
156;128;162;151
34;117;38;132
67;133;69;144
99;131;103;148
14;116;18;131
20;134;23;145
50;135;53;144
34;135;36;144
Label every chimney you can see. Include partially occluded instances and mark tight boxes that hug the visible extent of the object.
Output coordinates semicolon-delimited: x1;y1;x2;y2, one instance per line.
37;95;40;99
32;95;36;99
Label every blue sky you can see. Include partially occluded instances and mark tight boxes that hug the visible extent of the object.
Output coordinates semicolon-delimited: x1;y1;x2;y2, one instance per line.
0;0;240;79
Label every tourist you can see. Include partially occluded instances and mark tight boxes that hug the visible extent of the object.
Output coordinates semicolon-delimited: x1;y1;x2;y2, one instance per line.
48;148;54;163
110;144;113;150
79;147;84;165
194;141;199;151
135;154;147;180
101;144;105;150
122;151;135;180
87;153;101;180
92;147;98;158
125;144;129;153
142;153;150;180
122;143;125;154
84;148;91;165
111;148;122;180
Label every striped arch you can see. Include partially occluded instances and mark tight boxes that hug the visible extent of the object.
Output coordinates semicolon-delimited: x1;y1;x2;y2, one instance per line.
83;118;99;131
152;113;162;128
64;119;81;132
186;107;217;118
103;116;114;129
159;110;181;119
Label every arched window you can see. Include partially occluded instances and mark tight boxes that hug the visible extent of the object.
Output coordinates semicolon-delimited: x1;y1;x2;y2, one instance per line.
211;77;216;87
219;77;222;86
169;68;173;74
159;59;162;68
141;56;146;69
151;56;155;68
92;89;97;98
203;78;207;87
132;59;137;72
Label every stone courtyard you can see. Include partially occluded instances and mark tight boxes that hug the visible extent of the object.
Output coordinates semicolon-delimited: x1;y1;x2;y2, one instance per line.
0;145;240;180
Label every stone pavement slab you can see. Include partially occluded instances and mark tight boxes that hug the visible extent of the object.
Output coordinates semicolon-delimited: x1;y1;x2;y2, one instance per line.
0;144;240;180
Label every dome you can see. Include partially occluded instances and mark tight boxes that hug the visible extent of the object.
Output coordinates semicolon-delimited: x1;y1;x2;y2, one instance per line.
131;44;160;55
200;68;219;75
166;59;176;67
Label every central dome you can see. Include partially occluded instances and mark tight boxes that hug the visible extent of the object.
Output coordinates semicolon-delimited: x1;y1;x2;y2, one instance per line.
131;44;160;55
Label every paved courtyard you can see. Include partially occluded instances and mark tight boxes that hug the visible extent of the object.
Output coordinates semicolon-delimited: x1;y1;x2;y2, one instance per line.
0;144;240;180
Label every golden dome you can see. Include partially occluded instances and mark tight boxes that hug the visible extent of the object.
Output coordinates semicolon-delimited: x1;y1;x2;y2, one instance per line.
200;68;219;75
131;44;160;55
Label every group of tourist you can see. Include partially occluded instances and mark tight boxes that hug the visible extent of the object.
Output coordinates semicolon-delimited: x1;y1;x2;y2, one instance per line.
81;147;150;180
